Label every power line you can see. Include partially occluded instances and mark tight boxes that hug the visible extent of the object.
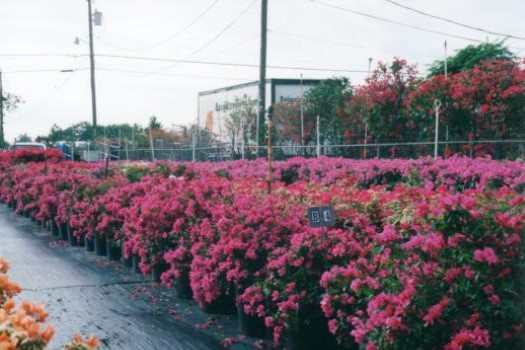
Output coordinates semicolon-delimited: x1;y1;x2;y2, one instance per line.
96;67;252;81
0;53;85;58
98;0;221;51
7;70;79;124
384;0;525;41
95;53;370;73
131;0;257;78
3;68;88;74
310;0;484;43
141;0;258;77
182;0;258;59
1;57;370;74
269;29;438;59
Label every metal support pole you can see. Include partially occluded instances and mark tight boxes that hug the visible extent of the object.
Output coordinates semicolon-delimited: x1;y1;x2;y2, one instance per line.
267;106;273;194
149;129;155;162
240;119;245;160
444;40;448;79
434;99;442;159
192;131;196;162
316;115;320;158
364;123;368;159
87;0;98;127
364;57;373;159
300;73;304;149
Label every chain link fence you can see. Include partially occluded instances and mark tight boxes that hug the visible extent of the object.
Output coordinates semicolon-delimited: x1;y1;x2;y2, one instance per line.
32;139;525;163
103;139;525;162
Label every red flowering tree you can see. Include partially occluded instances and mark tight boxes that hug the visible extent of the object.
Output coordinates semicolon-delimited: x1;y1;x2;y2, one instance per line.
409;59;525;144
350;58;421;144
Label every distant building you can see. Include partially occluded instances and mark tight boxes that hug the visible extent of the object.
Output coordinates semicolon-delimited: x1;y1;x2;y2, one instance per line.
198;79;319;143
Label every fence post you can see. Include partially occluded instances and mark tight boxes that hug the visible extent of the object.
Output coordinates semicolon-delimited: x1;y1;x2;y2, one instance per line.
316;115;320;158
149;129;155;162
434;99;442;160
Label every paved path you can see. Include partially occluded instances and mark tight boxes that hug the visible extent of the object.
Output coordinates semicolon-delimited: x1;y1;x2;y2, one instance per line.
0;205;222;350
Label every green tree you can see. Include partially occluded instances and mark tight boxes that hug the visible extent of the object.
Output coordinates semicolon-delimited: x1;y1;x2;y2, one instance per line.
304;77;353;153
147;115;162;130
0;92;23;147
15;133;32;142
38;122;150;148
428;42;515;77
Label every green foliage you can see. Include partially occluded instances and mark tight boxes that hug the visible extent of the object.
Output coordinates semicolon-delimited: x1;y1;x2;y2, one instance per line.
123;166;150;183
428;42;515;77
304;77;353;151
39;122;150;147
148;115;162;130
0;92;24;147
1;92;23;113
15;133;32;142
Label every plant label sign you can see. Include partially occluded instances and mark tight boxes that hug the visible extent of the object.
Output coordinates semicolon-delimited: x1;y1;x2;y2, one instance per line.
307;205;335;227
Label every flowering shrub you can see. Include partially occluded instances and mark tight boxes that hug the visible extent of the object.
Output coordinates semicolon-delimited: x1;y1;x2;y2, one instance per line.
320;186;525;349
1;157;524;348
189;178;307;307
0;149;64;164
62;335;100;350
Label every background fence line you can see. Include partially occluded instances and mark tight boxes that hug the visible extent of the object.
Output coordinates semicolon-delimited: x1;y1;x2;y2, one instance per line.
51;139;525;162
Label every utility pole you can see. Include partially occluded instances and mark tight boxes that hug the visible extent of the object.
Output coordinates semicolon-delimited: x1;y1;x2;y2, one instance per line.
257;0;268;158
87;0;98;128
0;70;4;147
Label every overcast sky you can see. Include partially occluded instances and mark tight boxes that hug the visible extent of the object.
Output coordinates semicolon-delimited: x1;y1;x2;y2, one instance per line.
1;0;524;142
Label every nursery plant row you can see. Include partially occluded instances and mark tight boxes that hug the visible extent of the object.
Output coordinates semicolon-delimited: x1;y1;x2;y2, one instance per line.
0;149;524;349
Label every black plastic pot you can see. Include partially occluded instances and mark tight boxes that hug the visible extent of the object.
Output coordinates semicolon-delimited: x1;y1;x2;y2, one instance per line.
67;225;78;246
59;223;68;241
284;303;347;350
85;236;95;252
94;235;107;256
175;265;193;300
237;303;267;338
51;220;60;236
106;240;121;261
121;244;132;267
152;262;169;283
132;255;142;274
202;292;237;315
